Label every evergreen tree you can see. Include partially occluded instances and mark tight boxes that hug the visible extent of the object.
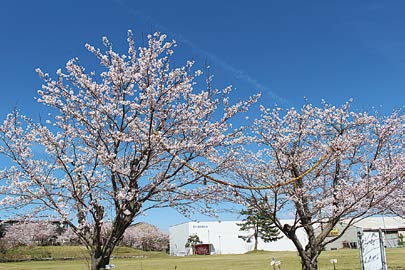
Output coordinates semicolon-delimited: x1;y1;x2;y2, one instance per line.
238;199;282;251
185;234;202;255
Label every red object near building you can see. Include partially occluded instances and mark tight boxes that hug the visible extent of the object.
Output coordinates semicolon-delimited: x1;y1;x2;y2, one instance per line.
194;244;210;255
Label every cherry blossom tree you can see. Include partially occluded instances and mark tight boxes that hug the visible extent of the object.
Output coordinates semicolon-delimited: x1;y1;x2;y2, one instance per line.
226;101;404;270
56;227;80;245
2;221;58;248
0;30;257;270
121;222;168;251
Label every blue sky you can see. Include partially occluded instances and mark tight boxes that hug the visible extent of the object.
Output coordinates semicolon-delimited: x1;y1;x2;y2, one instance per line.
0;0;404;230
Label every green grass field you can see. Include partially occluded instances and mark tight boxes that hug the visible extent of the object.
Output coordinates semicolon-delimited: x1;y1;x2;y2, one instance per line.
0;247;404;270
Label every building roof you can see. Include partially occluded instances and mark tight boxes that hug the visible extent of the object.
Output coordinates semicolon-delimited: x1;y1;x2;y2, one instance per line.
347;216;405;230
170;217;405;231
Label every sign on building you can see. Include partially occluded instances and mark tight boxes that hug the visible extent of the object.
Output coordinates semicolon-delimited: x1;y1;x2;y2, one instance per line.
358;230;387;270
328;228;339;237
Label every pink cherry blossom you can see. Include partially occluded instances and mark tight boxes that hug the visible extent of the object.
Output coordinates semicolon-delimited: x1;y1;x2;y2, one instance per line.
227;101;404;270
121;223;168;251
0;30;257;270
2;221;58;248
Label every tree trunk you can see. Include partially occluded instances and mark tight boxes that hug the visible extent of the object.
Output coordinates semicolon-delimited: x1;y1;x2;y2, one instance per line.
253;226;259;251
297;247;320;270
300;256;318;270
91;253;110;270
91;244;115;270
253;234;258;251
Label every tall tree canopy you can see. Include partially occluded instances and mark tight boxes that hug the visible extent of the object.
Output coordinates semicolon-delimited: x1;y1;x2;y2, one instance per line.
227;101;404;270
0;30;257;270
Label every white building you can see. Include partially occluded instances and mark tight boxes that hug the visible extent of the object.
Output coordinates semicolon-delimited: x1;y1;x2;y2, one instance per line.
324;216;405;250
353;216;404;248
169;220;307;256
169;217;405;255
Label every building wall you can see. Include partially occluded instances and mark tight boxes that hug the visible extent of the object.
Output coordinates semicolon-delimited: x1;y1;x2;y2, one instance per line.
188;221;253;254
169;222;190;256
170;220;307;255
384;231;399;248
324;223;362;251
169;217;404;255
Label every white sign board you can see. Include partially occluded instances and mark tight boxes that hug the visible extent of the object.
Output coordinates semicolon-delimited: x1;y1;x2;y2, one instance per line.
359;231;387;270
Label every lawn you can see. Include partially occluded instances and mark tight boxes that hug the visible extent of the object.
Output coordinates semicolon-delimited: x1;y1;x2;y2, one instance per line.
0;247;404;270
0;246;165;261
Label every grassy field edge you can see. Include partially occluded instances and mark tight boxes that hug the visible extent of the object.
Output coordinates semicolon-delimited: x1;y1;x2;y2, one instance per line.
0;246;403;270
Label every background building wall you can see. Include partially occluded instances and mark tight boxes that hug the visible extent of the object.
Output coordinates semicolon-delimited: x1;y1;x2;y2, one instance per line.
323;223;362;251
169;222;190;256
170;220;307;255
188;221;251;254
169;217;405;256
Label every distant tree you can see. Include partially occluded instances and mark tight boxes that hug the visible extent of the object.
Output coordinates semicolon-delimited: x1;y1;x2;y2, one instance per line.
2;221;57;247
57;227;80;245
238;198;281;251
185;234;202;255
121;223;168;251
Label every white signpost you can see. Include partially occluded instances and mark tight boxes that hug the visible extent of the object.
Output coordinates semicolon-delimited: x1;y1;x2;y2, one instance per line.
358;230;387;270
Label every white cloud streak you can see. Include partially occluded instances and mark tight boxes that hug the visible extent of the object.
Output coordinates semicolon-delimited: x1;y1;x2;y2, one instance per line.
115;0;289;106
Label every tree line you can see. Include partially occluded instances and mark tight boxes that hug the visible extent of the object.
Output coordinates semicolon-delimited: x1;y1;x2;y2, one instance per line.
0;221;168;252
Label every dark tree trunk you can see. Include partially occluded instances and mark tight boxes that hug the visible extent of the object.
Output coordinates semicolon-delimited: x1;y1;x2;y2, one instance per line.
298;247;320;270
254;235;258;251
90;242;116;270
286;226;321;270
89;215;135;269
91;252;111;270
253;236;258;251
86;180;140;269
253;225;259;251
301;258;318;270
